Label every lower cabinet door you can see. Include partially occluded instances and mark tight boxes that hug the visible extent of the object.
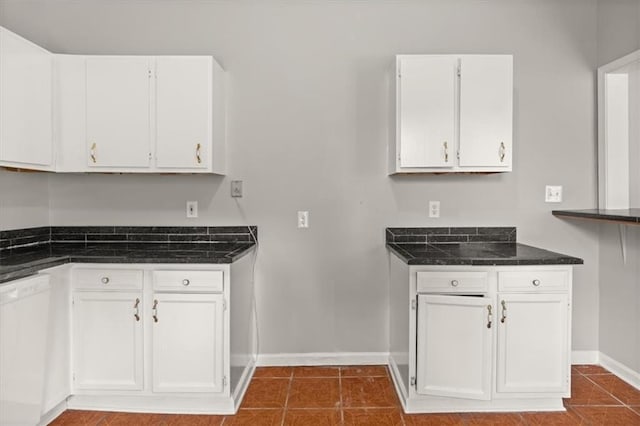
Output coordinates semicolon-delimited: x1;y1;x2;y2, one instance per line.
496;293;569;394
73;291;143;390
416;294;493;400
152;293;224;393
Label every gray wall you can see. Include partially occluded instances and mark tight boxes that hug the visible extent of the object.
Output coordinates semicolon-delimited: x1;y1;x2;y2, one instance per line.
0;170;49;229
597;0;640;374
0;0;600;355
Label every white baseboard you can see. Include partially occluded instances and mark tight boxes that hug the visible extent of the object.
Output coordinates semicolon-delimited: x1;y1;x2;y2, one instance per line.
599;352;640;390
256;352;389;366
571;350;600;364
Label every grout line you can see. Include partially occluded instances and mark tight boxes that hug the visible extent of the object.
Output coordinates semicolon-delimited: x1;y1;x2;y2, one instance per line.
582;374;629;407
279;369;294;426
339;367;344;424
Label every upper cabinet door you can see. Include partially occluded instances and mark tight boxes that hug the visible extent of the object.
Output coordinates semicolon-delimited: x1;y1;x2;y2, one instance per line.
0;27;53;168
155;57;212;169
398;55;457;168
459;55;513;168
85;57;151;168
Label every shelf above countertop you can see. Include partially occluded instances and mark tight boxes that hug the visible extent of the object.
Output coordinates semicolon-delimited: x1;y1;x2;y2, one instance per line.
552;209;640;225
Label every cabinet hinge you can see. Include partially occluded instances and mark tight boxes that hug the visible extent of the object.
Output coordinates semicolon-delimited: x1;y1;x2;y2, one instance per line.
148;152;152;160
411;299;417;310
72;373;75;382
410;376;416;387
223;376;228;387
148;69;152;78
223;299;227;311
457;150;460;160
457;65;461;77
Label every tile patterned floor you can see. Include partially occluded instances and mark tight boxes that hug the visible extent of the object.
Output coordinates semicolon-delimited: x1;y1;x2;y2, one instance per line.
49;365;640;425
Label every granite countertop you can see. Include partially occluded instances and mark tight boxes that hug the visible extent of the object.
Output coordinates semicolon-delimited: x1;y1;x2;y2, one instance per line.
0;226;257;283
553;208;640;225
386;227;583;266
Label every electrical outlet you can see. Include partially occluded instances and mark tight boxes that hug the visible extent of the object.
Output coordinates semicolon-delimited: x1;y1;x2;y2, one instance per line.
186;201;198;218
297;211;309;228
429;201;440;218
545;186;563;203
231;180;243;198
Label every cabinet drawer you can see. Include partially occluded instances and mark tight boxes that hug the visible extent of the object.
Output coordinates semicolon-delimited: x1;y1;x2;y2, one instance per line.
73;268;143;290
153;270;223;292
498;270;568;292
417;271;488;293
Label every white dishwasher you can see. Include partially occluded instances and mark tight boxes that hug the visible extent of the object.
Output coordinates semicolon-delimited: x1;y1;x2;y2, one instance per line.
0;274;51;426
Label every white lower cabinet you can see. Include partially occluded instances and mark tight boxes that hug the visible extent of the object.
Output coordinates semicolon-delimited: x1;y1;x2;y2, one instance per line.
73;291;144;390
388;260;573;413
152;293;225;393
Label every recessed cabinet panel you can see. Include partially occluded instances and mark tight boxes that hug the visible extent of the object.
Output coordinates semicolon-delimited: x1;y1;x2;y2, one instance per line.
459;55;513;168
0;27;53;168
496;293;569;395
72;291;143;391
85;57;151;168
155;57;212;169
398;56;456;168
416;294;492;400
152;293;224;393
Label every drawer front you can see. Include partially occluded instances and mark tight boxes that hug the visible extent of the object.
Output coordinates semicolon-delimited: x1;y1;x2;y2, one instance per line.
417;271;488;293
73;268;143;290
153;270;223;292
498;270;568;292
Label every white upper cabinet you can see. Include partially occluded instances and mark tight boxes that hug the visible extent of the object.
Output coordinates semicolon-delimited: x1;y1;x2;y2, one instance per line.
398;56;457;168
390;54;513;174
155;57;212;170
459;56;513;168
0;27;53;169
86;57;152;169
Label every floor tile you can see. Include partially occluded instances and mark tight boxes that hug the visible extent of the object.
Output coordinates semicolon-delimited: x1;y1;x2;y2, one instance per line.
292;366;340;377
240;378;289;408
287;378;341;409
282;408;341;425
341;365;389;377
49;409;111;425
519;408;584;425
342;377;400;408
164;414;224;425
343;408;404;425
564;374;622;406
586;373;640;405
572;364;612;375
253;366;293;378
403;412;465;425
459;412;526;425
223;409;284;426
571;406;640;425
101;412;170;425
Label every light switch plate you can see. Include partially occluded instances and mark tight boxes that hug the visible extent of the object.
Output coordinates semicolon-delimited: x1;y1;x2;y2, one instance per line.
545;186;562;203
231;180;243;198
186;201;198;218
297;211;309;228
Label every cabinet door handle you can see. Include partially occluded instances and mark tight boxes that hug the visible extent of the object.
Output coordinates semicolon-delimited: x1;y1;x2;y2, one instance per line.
532;279;541;286
486;305;493;329
443;141;449;162
101;277;110;284
450;280;459;287
182;279;190;286
196;143;202;164
134;298;140;322
499;142;506;162
500;300;507;323
90;142;97;163
152;299;159;323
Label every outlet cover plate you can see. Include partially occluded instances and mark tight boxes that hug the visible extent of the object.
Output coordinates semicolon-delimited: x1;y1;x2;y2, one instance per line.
545;186;563;203
231;180;243;198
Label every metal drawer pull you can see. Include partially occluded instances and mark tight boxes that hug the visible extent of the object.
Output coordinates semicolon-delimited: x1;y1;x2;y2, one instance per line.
152;299;159;323
134;298;140;322
443;141;449;162
486;305;492;329
182;279;190;286
500;300;507;323
196;143;202;164
101;277;110;284
532;279;541;286
90;142;97;163
450;280;459;287
499;142;506;162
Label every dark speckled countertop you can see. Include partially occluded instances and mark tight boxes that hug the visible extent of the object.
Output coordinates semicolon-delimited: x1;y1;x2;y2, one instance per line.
386;227;583;266
0;226;257;283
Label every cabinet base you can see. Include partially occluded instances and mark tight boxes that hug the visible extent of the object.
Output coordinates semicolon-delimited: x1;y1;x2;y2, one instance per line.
67;394;236;415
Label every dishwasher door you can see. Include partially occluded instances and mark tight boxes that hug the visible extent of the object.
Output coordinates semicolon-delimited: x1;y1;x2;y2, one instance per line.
0;275;51;426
